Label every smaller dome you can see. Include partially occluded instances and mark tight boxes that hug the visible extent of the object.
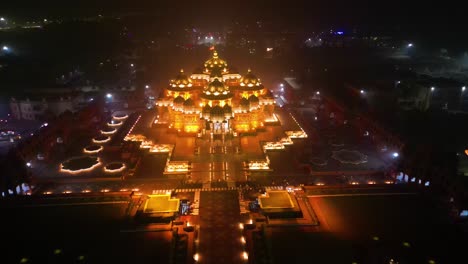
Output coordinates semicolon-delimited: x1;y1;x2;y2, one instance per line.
202;105;211;119
202;104;211;113
223;104;232;112
240;97;250;111
173;95;185;110
223;104;232;118
210;105;225;122
183;98;194;106
239;69;261;88
249;95;259;108
240;97;250;106
170;69;193;89
183;98;195;112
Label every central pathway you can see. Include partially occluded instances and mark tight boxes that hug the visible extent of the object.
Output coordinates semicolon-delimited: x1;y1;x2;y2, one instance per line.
198;191;245;264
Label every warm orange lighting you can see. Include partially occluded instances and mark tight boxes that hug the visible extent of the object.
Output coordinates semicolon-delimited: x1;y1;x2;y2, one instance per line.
184;125;199;133
240;236;246;244
263;141;285;150
112;114;128;120
248;160;270;170
166;161;189;172
60;157;102;174
465;149;468;156
92;136;110;144
101;128;117;135
107;120;123;127
83;145;103;154
242;252;248;261
149;144;172;153
285;130;308;138
104;162;126;173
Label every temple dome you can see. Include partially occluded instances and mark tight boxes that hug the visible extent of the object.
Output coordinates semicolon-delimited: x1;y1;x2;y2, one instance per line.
205;78;229;95
169;69;193;89
239;69;262;89
204;50;228;72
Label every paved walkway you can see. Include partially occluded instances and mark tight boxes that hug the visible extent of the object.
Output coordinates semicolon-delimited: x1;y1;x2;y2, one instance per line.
198;191;244;264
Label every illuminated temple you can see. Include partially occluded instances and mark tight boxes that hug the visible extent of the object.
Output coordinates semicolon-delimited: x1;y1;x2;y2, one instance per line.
156;50;276;134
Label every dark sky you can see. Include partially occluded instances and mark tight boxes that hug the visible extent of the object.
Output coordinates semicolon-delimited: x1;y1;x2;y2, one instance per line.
2;0;467;48
2;0;465;25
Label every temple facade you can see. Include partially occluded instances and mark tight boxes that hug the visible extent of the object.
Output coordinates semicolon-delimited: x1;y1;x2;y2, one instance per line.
156;50;275;135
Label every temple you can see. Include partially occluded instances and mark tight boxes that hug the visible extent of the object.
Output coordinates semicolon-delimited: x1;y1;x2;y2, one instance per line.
156;50;276;135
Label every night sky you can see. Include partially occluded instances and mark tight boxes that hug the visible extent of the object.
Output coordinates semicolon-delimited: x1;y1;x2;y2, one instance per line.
2;0;467;49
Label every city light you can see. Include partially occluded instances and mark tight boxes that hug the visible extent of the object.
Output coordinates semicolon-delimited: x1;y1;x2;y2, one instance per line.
360;89;365;94
280;83;284;87
431;87;435;91
26;162;31;167
145;85;150;89
130;63;134;67
2;46;9;51
462;86;466;92
106;93;112;99
392;152;399;158
0;18;5;21
407;43;413;47
316;91;320;95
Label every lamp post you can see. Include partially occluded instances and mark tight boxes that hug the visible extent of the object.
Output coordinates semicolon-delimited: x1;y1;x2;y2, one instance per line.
460;86;466;111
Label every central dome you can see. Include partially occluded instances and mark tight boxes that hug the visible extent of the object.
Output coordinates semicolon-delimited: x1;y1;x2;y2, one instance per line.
205;78;229;95
204;50;228;72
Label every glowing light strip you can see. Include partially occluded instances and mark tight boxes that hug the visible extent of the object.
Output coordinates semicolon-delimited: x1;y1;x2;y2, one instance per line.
92;136;111;144
60;157;102;174
83;145;104;154
107;120;123;127
112;114;128;121
101;128;117;135
104;163;126;173
264;114;279;123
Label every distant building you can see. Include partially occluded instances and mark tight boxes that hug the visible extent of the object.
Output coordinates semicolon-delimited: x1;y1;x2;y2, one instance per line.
10;95;81;120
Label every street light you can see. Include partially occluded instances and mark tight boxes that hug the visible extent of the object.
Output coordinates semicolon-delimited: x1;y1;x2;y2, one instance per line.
407;43;413;48
2;46;9;51
462;86;466;92
106;93;112;99
316;91;320;95
360;89;365;94
431;87;435;92
392;152;399;158
145;85;150;89
0;17;5;21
